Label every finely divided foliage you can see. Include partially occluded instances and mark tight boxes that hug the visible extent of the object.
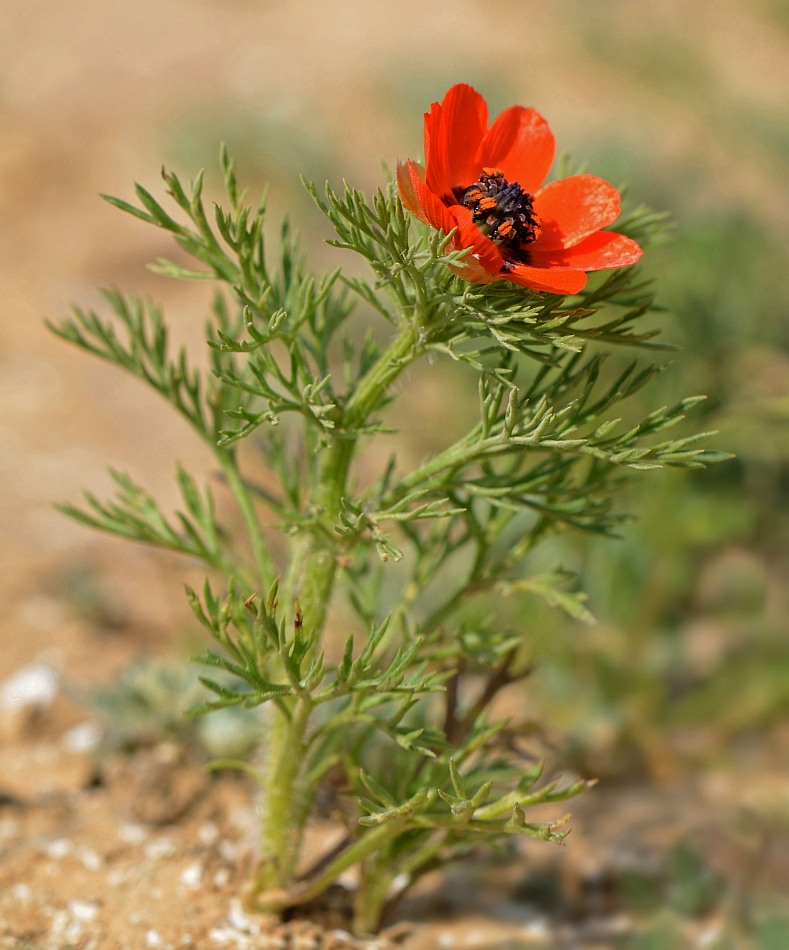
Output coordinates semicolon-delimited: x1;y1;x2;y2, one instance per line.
51;126;725;933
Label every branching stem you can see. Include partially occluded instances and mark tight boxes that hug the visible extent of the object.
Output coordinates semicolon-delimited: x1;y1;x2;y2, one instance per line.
255;322;423;891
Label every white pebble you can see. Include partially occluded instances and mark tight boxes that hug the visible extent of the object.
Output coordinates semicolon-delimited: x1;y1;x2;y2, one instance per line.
180;862;203;889
227;898;259;934
146;930;163;948
198;821;220;845
208;928;240;946
522;917;551;939
144;838;177;860
68;899;99;922
62;720;103;753
45;838;73;859
11;883;32;901
118;822;148;844
0;662;58;710
79;847;104;870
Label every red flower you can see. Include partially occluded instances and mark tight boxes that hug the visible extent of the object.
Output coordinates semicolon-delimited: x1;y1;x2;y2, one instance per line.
398;84;643;295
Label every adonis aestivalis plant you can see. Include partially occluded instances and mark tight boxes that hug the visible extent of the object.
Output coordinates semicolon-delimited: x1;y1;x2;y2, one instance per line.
51;83;725;935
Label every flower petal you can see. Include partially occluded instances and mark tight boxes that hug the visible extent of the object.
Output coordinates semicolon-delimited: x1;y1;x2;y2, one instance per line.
529;230;643;271
398;161;503;277
533;175;621;251
447;204;504;275
504;263;588;295
397;160;423;219
424;83;488;198
449;256;499;284
398;160;457;232
477;106;555;194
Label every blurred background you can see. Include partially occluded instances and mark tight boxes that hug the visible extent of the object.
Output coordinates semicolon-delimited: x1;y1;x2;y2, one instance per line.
2;0;788;944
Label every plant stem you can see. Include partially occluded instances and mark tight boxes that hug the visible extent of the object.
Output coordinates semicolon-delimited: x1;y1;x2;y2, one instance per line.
354;856;394;935
254;322;423;893
281;322;422;632
254;815;412;915
253;696;312;894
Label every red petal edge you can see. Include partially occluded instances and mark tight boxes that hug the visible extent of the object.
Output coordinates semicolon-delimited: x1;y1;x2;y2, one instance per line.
533;175;621;251
424;83;487;198
398;160;456;232
447;204;504;276
477;106;555;194
504;263;588;295
398;161;503;277
529;230;643;271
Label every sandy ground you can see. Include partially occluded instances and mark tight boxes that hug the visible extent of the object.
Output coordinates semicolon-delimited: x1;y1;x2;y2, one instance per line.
2;1;788;946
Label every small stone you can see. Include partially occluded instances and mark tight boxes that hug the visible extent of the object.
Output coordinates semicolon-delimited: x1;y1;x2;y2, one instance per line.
78;847;104;870
207;928;239;946
198;821;220;845
11;883;32;901
146;930;164;948
118;822;148;844
144;837;177;860
521;917;551;939
62;720;103;753
227;898;259;934
0;662;58;711
180;862;203;889
45;838;73;859
0;662;59;740
68;899;99;922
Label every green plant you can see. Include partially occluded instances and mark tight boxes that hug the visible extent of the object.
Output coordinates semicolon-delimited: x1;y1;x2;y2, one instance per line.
50;104;724;932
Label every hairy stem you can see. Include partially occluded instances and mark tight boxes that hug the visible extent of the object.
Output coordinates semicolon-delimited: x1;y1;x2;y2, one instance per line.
253;696;312;894
253;814;413;916
255;322;423;891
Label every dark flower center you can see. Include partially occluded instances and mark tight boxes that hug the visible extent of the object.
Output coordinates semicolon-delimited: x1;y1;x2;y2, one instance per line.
458;167;540;250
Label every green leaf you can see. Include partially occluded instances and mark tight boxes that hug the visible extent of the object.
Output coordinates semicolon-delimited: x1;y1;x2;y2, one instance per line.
496;572;596;624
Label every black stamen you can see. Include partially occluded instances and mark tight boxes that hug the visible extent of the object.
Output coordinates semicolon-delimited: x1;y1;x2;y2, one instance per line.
460;169;540;249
